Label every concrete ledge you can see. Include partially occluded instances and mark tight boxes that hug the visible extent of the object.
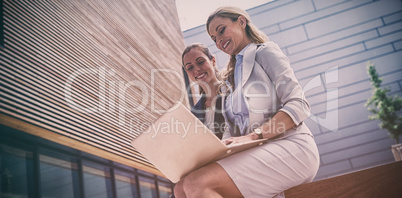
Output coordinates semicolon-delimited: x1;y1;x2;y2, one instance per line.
285;161;402;198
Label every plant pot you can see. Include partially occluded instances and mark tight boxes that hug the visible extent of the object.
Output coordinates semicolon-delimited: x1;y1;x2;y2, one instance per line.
391;143;402;161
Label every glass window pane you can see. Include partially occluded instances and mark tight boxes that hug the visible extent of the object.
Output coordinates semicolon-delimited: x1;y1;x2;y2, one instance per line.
39;154;80;198
83;162;113;198
0;144;34;198
114;170;137;198
158;182;173;198
138;176;157;198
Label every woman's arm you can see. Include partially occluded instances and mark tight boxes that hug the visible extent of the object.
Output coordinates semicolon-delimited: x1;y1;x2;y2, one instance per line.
222;111;294;144
223;43;309;145
255;42;311;126
250;111;295;140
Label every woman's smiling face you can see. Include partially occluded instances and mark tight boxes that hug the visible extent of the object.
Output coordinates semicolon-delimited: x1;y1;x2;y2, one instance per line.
208;16;248;55
183;48;217;86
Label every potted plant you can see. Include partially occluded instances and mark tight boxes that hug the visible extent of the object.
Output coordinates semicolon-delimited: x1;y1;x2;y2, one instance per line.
365;61;402;161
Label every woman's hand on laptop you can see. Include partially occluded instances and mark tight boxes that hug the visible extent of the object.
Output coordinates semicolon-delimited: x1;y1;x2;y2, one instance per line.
222;133;257;145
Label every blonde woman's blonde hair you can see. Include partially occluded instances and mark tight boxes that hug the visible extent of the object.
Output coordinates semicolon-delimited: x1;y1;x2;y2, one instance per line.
206;6;269;91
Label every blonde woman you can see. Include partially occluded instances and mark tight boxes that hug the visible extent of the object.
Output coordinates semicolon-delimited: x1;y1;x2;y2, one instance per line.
174;7;320;198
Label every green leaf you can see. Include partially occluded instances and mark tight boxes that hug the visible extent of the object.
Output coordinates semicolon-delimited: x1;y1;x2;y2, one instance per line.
365;61;402;144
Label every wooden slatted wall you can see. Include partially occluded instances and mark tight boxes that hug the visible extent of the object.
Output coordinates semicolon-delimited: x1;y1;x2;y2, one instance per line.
0;0;187;176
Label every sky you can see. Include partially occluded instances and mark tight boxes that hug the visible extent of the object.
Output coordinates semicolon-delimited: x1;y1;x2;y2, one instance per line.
175;0;273;31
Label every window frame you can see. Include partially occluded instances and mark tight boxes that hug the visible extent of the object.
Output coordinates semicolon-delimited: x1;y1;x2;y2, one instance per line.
0;125;174;198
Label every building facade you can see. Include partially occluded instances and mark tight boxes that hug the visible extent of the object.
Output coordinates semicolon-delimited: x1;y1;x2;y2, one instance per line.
183;0;402;180
0;0;186;197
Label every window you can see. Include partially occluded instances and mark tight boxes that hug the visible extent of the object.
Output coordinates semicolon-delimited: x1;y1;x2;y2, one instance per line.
0;125;174;198
82;161;113;198
114;169;139;198
138;176;158;198
158;181;173;197
0;144;34;197
39;154;80;198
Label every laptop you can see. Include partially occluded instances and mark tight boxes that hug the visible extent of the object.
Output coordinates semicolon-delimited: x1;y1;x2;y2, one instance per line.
131;103;267;183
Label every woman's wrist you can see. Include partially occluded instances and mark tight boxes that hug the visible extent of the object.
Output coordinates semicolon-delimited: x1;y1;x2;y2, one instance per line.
248;130;260;140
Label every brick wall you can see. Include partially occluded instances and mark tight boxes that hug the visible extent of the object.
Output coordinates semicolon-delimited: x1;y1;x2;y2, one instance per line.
182;0;402;180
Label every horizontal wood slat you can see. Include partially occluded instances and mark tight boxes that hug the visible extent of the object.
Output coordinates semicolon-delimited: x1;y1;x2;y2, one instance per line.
0;0;187;175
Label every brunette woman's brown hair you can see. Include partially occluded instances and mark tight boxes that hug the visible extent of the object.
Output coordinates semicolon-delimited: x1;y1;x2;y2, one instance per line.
182;43;220;94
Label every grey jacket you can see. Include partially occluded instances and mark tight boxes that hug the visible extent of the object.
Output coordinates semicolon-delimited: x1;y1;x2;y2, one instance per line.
222;42;312;140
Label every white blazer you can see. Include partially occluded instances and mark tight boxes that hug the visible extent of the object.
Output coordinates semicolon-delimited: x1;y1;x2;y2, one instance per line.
222;41;312;140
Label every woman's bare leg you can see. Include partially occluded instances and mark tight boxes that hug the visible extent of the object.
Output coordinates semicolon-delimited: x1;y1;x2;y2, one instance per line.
174;162;243;198
173;179;186;198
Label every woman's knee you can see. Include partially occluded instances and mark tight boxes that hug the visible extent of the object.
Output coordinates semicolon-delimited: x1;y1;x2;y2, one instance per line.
181;173;202;193
182;168;217;196
173;173;207;197
174;180;186;198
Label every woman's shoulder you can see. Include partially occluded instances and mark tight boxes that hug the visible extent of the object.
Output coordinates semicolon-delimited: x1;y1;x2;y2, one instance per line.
255;41;288;63
256;41;282;54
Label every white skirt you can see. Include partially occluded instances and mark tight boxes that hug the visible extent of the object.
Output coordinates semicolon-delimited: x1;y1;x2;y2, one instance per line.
217;133;320;198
